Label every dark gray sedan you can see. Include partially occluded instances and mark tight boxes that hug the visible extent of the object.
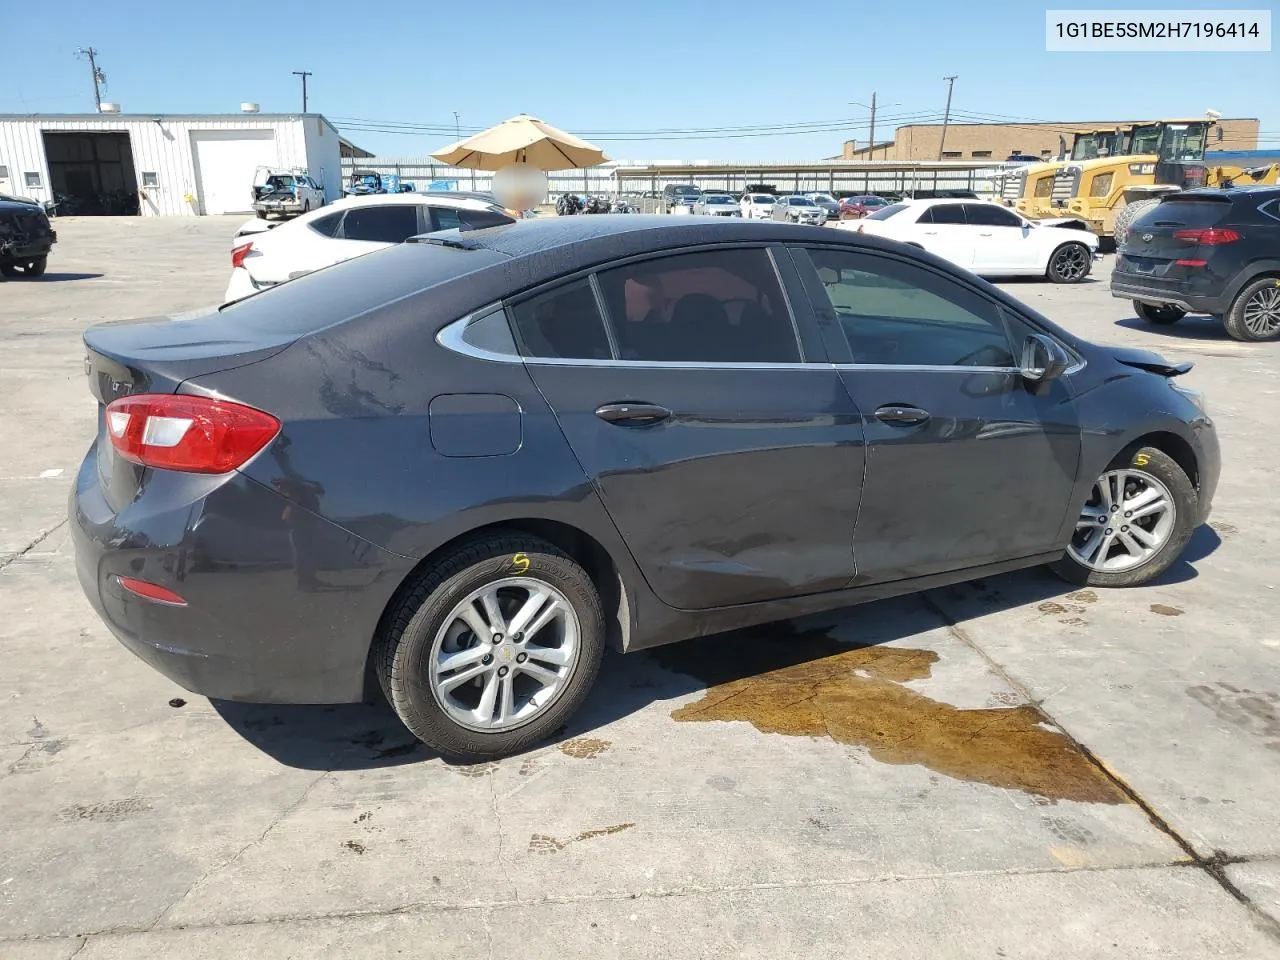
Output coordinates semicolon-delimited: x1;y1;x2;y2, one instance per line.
72;216;1219;760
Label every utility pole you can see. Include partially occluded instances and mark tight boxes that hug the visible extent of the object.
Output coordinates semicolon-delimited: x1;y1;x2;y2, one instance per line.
453;111;461;142
75;48;105;110
292;71;312;112
937;75;958;160
868;91;876;161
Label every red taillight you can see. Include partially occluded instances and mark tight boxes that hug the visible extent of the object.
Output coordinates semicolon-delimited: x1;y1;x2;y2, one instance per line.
117;576;187;606
105;394;280;474
1172;227;1240;245
1176;259;1208;268
231;242;254;269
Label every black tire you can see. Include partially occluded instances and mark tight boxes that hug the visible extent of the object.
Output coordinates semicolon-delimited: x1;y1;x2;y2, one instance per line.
374;533;605;761
1049;445;1197;588
0;262;17;278
1046;242;1091;283
1113;198;1161;248
256;210;268;219
1135;301;1186;325
1223;276;1280;342
24;257;46;278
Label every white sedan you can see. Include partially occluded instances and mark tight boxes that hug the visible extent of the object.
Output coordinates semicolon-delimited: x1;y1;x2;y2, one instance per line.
739;193;777;220
225;194;514;302
837;199;1100;282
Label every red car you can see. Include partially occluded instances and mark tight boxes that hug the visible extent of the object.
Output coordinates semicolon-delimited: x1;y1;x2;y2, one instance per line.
838;195;891;220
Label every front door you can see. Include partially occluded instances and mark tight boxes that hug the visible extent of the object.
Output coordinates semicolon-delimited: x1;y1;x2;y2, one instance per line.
964;202;1041;273
509;247;865;611
792;245;1081;584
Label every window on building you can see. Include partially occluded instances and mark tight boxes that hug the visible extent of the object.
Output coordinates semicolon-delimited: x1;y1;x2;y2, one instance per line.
0;165;9;179
23;172;41;189
971;150;993;159
941;152;962;159
1041;149;1053;158
141;172;159;188
595;248;801;364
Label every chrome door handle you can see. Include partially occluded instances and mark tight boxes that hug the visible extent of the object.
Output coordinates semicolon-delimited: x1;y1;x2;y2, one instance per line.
595;402;672;425
923;230;938;235
979;231;993;236
874;404;931;426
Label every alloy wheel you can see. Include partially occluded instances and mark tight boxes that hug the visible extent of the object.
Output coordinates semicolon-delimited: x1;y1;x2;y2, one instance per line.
428;577;581;733
1243;286;1280;338
1067;469;1176;573
1052;245;1089;281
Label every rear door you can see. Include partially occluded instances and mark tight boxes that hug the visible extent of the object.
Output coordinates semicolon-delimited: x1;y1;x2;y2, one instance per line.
964;203;1040;272
790;244;1081;583
510;245;866;611
913;203;975;269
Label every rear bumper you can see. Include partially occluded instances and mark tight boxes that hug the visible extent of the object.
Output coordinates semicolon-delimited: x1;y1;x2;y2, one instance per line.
1;237;55;260
1110;274;1228;315
70;447;413;704
253;199;304;215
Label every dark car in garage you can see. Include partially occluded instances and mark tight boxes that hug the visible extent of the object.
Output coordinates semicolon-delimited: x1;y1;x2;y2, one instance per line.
72;216;1218;760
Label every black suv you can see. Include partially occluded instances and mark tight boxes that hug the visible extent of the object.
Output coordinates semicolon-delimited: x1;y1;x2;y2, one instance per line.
0;197;57;278
1112;186;1280;341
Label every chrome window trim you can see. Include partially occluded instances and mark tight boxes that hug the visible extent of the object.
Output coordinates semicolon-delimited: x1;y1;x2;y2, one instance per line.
436;305;523;364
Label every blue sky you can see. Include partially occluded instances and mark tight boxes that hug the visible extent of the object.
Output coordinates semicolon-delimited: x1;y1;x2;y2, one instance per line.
4;0;1276;161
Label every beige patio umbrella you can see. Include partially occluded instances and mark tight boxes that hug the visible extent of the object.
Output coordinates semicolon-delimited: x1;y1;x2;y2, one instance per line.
431;114;609;171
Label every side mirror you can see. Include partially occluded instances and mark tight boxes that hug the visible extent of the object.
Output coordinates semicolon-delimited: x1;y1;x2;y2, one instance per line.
1021;334;1069;383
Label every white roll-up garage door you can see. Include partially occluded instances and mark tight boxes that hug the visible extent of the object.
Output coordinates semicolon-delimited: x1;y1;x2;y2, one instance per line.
190;130;278;215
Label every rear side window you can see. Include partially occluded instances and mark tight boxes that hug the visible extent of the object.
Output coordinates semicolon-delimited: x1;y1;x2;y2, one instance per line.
595;248;801;363
866;203;907;220
309;211;343;237
341;205;421;242
509;280;612;360
918;204;966;225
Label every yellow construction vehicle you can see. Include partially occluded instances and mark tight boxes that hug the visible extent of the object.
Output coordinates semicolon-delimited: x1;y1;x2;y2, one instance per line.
994;127;1131;218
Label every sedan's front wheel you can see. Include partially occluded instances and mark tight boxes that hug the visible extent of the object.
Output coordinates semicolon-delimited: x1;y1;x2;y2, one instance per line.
1047;242;1092;283
1050;446;1197;587
376;534;605;761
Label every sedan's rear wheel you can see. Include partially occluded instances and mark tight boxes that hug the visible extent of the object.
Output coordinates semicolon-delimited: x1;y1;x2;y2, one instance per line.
376;533;605;761
1050;446;1196;587
1047;242;1091;283
1135;301;1186;325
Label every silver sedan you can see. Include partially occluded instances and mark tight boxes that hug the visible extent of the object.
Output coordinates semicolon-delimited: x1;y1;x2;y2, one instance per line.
692;193;742;217
771;195;827;225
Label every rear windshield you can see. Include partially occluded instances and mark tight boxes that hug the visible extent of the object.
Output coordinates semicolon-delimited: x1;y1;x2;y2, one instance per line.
866;203;909;220
217;241;508;336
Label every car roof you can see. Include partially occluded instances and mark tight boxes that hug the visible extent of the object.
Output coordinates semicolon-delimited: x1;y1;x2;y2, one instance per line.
330;193;493;211
1178;185;1280;199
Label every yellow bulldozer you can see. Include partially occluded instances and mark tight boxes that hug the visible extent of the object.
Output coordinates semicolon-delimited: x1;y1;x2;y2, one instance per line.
995;127;1132;220
1000;118;1279;247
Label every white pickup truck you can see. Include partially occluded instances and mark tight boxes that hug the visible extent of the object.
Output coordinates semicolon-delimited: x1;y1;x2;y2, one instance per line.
251;168;326;220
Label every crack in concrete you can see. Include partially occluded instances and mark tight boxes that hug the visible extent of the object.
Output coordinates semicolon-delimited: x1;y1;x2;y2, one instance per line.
489;774;517;901
66;937;88;958
147;770;330;930
920;591;1280;945
0;519;68;571
6;857;1274;944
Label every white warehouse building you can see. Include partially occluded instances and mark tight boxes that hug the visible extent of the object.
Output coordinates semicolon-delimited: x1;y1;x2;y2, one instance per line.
0;111;362;216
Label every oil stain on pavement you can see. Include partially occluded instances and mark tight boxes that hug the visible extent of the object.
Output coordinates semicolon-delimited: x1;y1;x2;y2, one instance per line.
655;624;1128;805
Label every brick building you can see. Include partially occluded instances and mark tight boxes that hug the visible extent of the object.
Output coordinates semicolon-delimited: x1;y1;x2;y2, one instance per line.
842;118;1260;162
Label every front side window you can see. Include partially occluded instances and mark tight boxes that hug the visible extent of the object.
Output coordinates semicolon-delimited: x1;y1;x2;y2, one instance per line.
963;204;1022;227
340;205;420;243
803;248;1015;368
509;280;612;360
595;248;800;364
